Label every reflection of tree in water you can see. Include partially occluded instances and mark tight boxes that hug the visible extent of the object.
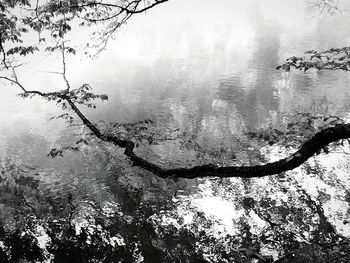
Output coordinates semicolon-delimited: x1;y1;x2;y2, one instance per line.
216;9;281;131
0;132;208;262
247;9;281;130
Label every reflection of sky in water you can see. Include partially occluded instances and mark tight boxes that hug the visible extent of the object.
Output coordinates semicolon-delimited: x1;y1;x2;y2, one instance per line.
1;0;350;241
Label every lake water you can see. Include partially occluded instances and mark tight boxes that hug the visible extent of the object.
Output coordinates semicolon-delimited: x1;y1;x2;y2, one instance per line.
1;0;350;242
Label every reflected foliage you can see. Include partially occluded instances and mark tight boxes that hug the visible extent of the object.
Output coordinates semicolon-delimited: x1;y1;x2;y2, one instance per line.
247;113;346;149
277;46;350;73
1;153;350;262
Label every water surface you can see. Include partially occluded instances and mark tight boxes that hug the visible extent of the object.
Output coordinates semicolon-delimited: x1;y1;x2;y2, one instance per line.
1;0;350;237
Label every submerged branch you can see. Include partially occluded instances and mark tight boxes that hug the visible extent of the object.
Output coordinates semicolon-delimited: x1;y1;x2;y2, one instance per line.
1;74;349;179
64;94;350;179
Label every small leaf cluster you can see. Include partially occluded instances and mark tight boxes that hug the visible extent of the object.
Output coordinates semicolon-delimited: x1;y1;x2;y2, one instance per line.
0;4;29;44
6;45;39;56
45;45;76;55
17;92;36;99
50;113;75;124
247;113;345;149
276;46;350;72
102;118;184;147
107;119;155;146
68;84;108;108
48;138;89;158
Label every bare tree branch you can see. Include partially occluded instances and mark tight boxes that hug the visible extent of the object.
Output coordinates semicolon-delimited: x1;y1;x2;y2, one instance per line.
71;0;169;15
61;39;71;90
0;34;9;69
0;76;27;93
63;94;350;179
309;0;343;15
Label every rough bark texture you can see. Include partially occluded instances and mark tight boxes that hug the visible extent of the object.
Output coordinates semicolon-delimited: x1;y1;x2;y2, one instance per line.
65;96;350;179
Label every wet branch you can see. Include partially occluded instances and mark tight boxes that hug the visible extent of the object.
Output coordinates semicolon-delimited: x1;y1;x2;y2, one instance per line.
2;72;350;179
63;95;350;179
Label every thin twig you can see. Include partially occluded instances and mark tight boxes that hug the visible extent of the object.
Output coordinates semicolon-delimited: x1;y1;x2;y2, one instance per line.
0;76;27;93
21;192;40;218
61;40;71;90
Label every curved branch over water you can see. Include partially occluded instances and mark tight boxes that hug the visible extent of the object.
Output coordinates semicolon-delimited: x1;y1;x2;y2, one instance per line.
64;94;350;179
0;78;347;179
